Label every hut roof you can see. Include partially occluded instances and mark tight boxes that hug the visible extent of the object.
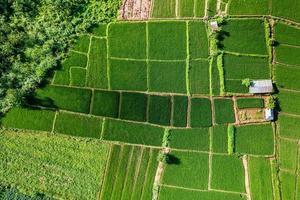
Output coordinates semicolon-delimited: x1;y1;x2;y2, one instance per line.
249;80;273;94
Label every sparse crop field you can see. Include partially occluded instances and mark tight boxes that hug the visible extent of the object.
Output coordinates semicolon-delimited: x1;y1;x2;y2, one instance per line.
151;0;176;18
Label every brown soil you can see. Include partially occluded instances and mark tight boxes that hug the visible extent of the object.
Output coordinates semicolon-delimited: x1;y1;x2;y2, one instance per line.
120;0;152;20
238;108;265;124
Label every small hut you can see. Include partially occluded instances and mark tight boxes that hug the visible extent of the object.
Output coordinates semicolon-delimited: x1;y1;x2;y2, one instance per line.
210;21;219;32
249;80;273;94
265;108;274;121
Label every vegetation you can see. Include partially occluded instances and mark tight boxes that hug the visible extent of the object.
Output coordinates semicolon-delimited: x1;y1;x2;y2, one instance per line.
278;114;300;139
212;125;228;153
214;99;235;124
236;98;264;109
190;98;212;127
189;60;210;95
151;0;176;18
148;95;172;126
120;92;147;122
242;78;251;87
188;21;209;59
227;124;235;155
92;90;120;117
172;96;188;127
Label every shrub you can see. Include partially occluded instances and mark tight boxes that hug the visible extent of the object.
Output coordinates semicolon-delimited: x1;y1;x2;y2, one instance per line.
227;124;235;155
242;78;251;87
267;95;277;109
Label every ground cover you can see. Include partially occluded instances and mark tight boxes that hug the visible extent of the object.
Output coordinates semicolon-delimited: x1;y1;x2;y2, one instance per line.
120;92;147;122
228;0;270;15
211;155;245;192
149;61;187;93
148;21;186;60
70;67;86;87
102;119;164;146
169;128;210;151
278;90;300;115
54;112;102;139
178;0;194;17
108;22;146;59
190;98;212;127
275;23;300;46
235;124;274;155
72;35;90;53
211;57;221;95
279;139;298;171
225;79;248;94
207;0;217;17
278;114;300;139
236;98;264;109
0;130;108;200
275;64;300;90
194;0;206;17
249;157;273;200
212;125;228;153
188;21;209;59
92;90;120;118
276;45;300;66
272;0;300;23
279;171;297;200
214;98;235;124
1;107;55;132
92;24;107;37
162;151;209;189
172;96;188;127
148;95;172;126
189;60;210;95
151;0;176;18
29;85;92;113
221;19;267;55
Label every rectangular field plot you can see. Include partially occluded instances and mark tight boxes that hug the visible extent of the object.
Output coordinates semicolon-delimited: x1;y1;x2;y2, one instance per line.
87;37;108;89
72;35;90;53
29;86;92;114
279;114;300;139
211;56;221;95
53;52;87;85
178;0;194;17
189;60;210;95
100;145;158;200
92;23;107;37
188;21;209;59
190;98;212;127
236;98;264;109
148;95;172;126
228;0;270;15
275;23;300;46
151;0;176;18
148;21;187;60
70;67;86;87
162;151;209;189
272;0;300;23
159;187;246;200
207;0;217;17
249;157;273;200
276;45;300;66
214;98;235;124
120;92;147;122
54;112;102;138
109;59;147;91
108;22;146;59
279;139;298;171
211;155;245;192
1;107;55;132
149;61;187;93
275;64;300;90
235;124;274;155
224;54;270;80
278;90;300;115
172;96;188;127
169;128;209;151
102;119;164;146
212;125;228;153
91;90;120;118
221;19;267;55
280;171;297;200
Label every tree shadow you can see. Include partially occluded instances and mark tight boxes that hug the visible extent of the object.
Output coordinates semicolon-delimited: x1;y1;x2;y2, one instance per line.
166;154;181;165
216;30;230;50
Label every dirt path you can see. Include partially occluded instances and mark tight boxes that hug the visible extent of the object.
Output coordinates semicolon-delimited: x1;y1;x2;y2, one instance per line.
242;155;252;200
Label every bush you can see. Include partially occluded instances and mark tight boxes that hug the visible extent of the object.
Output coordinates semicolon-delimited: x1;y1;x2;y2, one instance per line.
242;78;251;87
227;124;235;155
267;95;277;109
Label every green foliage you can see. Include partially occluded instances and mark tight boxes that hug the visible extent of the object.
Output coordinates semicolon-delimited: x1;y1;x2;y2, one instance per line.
217;54;225;95
266;95;277;109
0;185;53;200
0;130;109;199
227;124;235;155
242;78;251;87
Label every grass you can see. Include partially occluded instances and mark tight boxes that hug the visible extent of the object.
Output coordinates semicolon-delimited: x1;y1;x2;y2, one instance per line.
227;124;235;155
276;45;300;66
169;128;210;151
275;64;300;90
92;90;119;118
87;37;108;89
148;95;172;126
280;171;297;200
272;0;300;23
178;0;194;17
109;59;147;91
278;90;300;115
72;35;90;53
151;0;176;18
120;92;147;122
222;19;267;55
1;107;55;132
54;112;102;139
275;22;300;46
212;125;228;153
162;151;209;189
249;157;273;200
228;0;270;15
235;124;274;155
102;119;164;146
189;60;210;95
108;22;146;59
224;54;270;80
70;67;86;87
159;187;246;200
279;114;300;139
189;21;209;59
149;61;187;93
148;21;187;60
0;130;108;200
211;155;245;192
211;57;221;95
279;139;298;171
214;98;235;124
190;98;212;127
29;85;92;113
172;96;188;127
236;98;264;109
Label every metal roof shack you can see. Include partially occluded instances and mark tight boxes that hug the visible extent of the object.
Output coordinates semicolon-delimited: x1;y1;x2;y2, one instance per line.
249;80;273;94
210;21;219;31
265;108;274;121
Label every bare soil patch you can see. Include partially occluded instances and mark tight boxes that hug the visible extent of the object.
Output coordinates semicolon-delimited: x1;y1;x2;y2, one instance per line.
120;0;152;20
